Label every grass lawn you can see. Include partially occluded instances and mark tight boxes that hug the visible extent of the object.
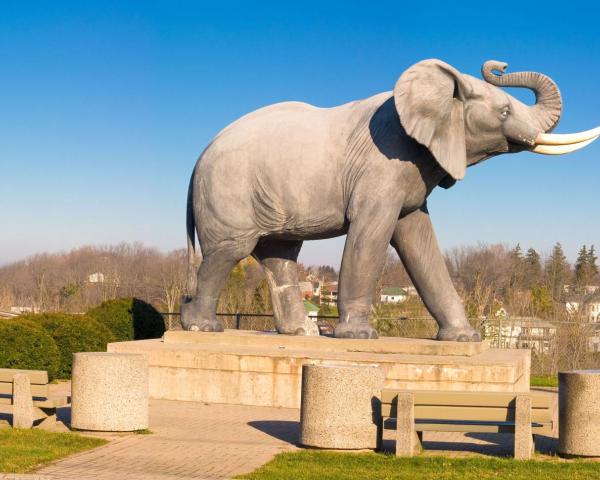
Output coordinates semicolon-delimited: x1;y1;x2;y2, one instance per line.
237;451;600;480
530;375;559;387
0;429;107;473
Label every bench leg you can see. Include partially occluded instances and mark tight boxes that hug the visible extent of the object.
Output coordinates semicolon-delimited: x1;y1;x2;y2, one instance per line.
515;394;533;459
36;407;57;430
12;374;34;429
395;392;420;456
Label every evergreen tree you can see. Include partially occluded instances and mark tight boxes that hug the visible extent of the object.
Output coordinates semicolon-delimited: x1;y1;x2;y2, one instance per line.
508;244;525;289
523;248;542;288
510;244;523;261
587;245;599;281
544;242;570;300
574;245;590;288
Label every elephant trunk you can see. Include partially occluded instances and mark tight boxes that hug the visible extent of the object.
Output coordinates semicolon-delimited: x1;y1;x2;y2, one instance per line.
481;60;562;133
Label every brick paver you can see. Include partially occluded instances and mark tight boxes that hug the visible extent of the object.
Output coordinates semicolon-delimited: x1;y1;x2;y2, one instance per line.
39;400;299;479
32;385;559;479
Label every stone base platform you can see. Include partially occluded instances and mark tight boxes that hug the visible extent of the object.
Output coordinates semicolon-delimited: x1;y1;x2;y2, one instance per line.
107;330;530;408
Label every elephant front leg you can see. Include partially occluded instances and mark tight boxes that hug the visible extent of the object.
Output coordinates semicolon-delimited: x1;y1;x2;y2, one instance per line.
335;207;399;339
391;205;481;342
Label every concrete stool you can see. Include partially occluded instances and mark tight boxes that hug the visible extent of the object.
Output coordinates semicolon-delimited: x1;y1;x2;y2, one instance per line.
300;363;385;449
559;370;600;457
71;352;148;431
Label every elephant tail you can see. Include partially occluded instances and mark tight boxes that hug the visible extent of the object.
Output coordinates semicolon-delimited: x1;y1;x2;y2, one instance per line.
185;170;201;298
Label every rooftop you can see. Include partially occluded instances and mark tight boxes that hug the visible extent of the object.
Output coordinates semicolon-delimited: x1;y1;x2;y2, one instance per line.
382;287;408;296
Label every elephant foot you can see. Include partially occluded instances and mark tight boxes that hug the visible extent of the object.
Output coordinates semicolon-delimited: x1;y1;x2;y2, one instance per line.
187;320;225;332
180;301;224;332
437;326;481;342
277;317;320;336
334;322;379;339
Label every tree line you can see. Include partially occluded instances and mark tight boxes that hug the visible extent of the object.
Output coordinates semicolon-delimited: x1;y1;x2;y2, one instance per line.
0;242;598;322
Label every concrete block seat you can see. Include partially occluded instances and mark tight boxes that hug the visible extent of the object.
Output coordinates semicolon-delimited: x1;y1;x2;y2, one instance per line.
559;370;600;457
300;364;385;450
71;352;148;432
0;368;69;429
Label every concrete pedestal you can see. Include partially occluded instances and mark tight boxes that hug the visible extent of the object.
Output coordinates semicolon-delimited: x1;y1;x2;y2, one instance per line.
300;364;385;449
71;352;149;432
559;370;600;457
107;330;530;408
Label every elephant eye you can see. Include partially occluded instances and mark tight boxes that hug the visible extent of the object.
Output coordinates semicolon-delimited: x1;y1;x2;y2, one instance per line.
500;108;510;119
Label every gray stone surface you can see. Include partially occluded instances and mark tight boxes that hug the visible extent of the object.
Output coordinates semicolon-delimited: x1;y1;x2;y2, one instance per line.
300;364;385;449
181;58;598;342
71;352;148;432
514;394;533;459
12;373;33;429
559;370;600;457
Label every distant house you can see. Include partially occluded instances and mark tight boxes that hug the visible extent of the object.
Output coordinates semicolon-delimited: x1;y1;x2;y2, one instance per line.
87;272;105;284
303;299;320;319
566;291;600;322
380;287;408;304
320;282;338;306
564;284;600;295
485;317;557;353
299;282;313;299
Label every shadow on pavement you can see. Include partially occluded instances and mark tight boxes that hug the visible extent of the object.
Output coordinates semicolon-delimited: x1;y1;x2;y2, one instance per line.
248;420;300;445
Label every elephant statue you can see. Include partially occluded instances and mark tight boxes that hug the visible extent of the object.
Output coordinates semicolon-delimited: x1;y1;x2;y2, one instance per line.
181;59;599;341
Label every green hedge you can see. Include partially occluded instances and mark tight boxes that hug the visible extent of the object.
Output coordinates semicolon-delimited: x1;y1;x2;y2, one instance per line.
19;313;115;379
87;298;165;341
0;321;60;380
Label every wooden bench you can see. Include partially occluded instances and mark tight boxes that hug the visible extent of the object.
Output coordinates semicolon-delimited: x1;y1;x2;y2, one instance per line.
378;389;556;459
0;368;69;429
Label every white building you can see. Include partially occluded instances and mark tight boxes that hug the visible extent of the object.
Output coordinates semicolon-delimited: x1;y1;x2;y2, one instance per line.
566;291;600;322
380;287;408;304
87;272;105;284
485;317;557;353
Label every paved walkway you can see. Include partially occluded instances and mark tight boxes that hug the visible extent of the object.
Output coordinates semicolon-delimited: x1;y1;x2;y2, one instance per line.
39;400;299;480
32;386;559;479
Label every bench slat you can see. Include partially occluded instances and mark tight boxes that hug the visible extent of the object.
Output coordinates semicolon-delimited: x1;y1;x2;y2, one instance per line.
0;369;48;385
380;404;553;423
0;396;68;408
383;418;553;435
33;397;69;408
0;383;48;397
381;389;552;408
417;405;514;422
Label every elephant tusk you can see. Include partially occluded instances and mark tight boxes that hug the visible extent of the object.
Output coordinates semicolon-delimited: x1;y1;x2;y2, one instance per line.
532;136;598;155
535;126;600;145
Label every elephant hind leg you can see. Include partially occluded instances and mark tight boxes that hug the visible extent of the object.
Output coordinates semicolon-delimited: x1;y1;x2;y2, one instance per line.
252;238;319;336
181;238;258;332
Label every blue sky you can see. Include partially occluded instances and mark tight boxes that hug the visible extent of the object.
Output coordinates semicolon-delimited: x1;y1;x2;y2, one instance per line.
1;1;599;268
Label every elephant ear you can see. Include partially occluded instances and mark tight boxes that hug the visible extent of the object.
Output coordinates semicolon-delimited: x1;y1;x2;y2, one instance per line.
394;59;472;180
